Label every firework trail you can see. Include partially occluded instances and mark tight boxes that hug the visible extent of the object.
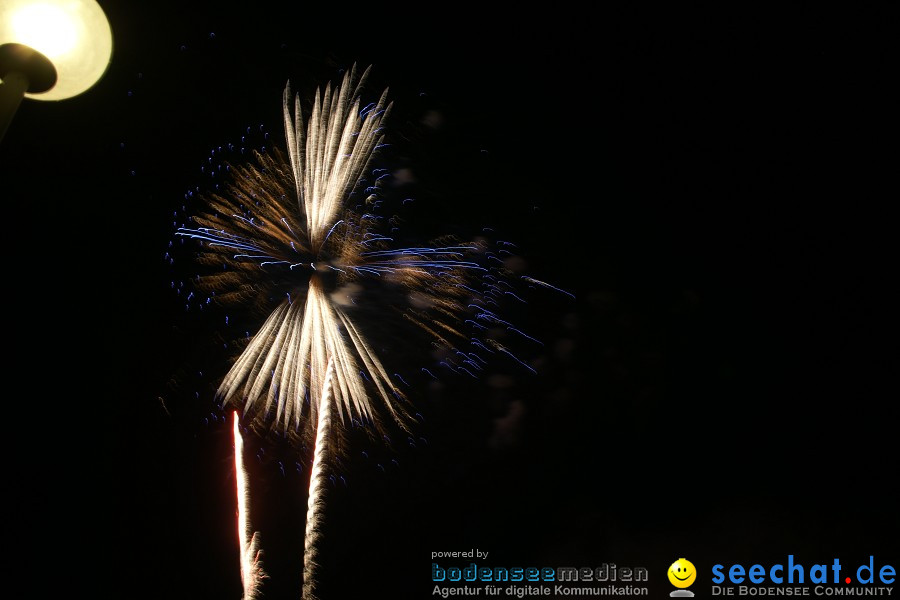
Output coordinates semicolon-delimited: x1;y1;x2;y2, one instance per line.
303;356;335;600
234;412;265;599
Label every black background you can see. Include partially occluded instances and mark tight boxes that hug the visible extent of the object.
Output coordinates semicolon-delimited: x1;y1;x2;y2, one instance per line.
4;2;896;598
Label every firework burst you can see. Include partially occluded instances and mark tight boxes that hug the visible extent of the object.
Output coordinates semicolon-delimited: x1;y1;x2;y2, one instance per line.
177;65;496;444
175;64;562;597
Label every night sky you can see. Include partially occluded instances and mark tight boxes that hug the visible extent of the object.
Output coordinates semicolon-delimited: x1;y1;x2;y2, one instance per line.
4;3;896;598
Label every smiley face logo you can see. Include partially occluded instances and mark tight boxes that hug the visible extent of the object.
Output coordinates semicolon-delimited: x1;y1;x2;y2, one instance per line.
668;558;697;588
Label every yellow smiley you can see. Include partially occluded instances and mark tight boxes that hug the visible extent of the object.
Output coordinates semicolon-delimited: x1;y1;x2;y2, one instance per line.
668;558;697;588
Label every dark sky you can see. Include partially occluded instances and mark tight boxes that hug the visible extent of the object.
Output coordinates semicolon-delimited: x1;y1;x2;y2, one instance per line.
4;3;896;598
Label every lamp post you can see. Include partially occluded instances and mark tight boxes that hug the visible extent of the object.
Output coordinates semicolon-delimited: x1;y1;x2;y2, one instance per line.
0;0;112;141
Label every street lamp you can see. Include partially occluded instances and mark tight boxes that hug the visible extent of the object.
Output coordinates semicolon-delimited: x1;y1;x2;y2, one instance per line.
0;0;113;140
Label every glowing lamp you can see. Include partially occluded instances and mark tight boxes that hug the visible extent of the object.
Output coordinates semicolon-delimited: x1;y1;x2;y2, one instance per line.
0;0;112;139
